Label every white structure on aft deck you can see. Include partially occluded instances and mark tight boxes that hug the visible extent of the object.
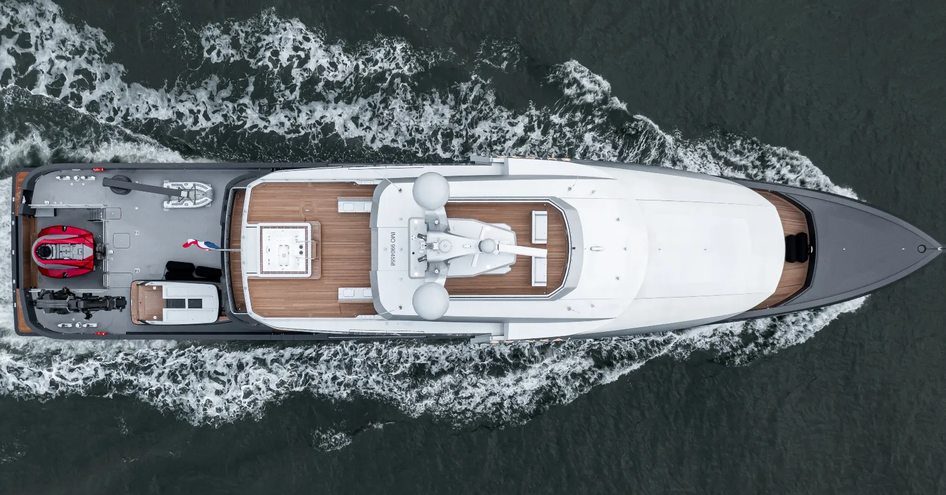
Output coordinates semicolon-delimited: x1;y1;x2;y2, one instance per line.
239;158;785;341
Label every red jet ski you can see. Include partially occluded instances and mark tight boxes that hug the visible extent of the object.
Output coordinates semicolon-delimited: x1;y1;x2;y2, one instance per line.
32;225;96;278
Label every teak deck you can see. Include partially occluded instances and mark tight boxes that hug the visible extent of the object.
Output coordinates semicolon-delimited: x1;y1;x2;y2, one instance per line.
15;171;39;289
15;292;32;334
228;189;247;312
753;190;811;309
131;282;164;323
444;202;568;296
227;183;569;318
239;182;376;318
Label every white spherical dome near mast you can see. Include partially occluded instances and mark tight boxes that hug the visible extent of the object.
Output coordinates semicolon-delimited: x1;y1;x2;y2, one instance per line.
412;172;450;210
412;282;450;320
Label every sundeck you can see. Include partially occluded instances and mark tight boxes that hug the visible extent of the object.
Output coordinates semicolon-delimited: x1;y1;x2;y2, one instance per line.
10;158;942;341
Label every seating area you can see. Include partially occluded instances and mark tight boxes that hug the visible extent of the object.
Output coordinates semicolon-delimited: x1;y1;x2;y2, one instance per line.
785;232;810;263
530;210;549;287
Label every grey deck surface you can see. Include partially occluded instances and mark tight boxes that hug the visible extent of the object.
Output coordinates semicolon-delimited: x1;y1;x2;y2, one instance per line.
27;167;248;334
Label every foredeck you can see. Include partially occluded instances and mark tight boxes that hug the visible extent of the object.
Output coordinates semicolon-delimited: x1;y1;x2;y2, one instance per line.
753;190;811;309
228;183;570;318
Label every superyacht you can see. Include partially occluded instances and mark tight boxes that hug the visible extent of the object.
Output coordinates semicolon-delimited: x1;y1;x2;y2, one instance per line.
10;157;942;341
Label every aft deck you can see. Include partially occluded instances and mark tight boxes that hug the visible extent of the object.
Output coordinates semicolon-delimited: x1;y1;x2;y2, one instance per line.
228;182;570;318
753;190;811;309
16;165;252;335
233;182;377;318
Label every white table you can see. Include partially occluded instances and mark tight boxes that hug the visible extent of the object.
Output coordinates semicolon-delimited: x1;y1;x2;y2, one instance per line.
257;223;312;278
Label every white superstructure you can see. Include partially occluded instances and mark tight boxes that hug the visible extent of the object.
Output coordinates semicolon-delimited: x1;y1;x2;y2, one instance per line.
237;158;784;341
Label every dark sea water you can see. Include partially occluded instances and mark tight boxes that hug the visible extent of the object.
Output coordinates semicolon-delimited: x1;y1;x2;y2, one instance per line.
1;0;945;493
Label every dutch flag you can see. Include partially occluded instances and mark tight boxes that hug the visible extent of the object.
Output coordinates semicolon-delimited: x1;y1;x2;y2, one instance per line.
182;239;221;251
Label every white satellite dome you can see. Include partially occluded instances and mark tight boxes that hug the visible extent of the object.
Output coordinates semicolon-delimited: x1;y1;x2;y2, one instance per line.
413;172;450;210
412;282;450;320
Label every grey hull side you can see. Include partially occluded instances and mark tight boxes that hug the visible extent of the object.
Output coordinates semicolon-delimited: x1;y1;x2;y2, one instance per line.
729;180;942;321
